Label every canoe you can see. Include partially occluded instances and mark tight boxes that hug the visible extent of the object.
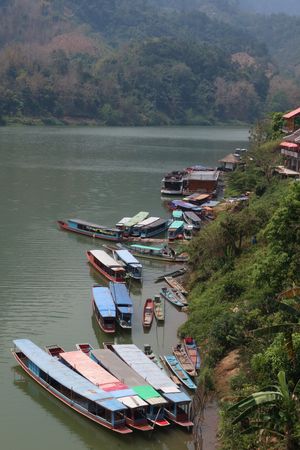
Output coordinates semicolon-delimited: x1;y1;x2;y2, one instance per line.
76;343;94;354
183;337;201;371
164;276;188;295
153;295;165;321
143;298;154;328
155;267;187;283
143;345;166;372
160;287;184;308
173;344;197;377
44;344;65;357
163;355;197;390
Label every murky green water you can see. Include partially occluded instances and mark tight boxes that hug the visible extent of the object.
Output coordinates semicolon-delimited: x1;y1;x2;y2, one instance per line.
0;125;248;450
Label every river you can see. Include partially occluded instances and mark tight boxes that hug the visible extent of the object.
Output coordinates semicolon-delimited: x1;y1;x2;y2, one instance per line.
0;125;248;450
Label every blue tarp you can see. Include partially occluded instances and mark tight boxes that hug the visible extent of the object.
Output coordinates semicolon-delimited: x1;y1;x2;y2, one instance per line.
98;399;127;412
109;282;133;307
109;389;136;398
163;391;191;404
93;286;116;318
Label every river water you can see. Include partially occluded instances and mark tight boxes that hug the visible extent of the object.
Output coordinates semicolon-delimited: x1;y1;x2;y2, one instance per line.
0;125;248;450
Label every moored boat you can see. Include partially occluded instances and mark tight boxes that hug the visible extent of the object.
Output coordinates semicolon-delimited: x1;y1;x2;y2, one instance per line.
169;200;201;213
139;218;170;239
143;299;154;328
173;344;197;377
164;276;188;295
184;211;201;230
167;220;185;240
45;344;65;357
153;295;165;321
86;250;126;283
155;267;187;283
122;212;149;237
130;216;160;237
92;285;116;334
183;338;201;371
109;282;133;329
58;219;123;242
12;339;132;434
163;355;197;390
112;249;143;281
76;343;94;354
183;224;193;240
160;287;184;308
127;244;188;263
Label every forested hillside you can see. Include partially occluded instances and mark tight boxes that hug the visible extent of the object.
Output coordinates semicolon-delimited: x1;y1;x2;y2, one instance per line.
0;0;299;125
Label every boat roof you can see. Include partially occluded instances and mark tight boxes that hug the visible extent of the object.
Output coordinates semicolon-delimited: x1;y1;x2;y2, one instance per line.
109;282;133;306
112;344;181;394
13;339;126;410
163;391;191;403
130;244;163;251
116;217;131;226
91;349;166;405
169;220;184;229
123;212;149;228
184;193;210;202
171;200;201;211
92;286;116;318
201;201;220;208
143;218;168;230
172;210;183;219
134;217;160;228
89;250;124;269
184;211;201;221
68;219;119;232
60;351;128;392
115;250;142;266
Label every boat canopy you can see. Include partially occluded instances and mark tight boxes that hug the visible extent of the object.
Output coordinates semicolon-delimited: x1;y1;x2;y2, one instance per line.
13;339;125;407
134;217;160;228
118;396;148;408
109;282;133;306
168;220;184;230
68;219;119;232
89;250;123;268
115;250;141;266
184;211;201;222
116;217;131;226
171;200;201;211
92;286;116;318
172;210;183;219
132;385;166;404
163;391;191;404
112;344;180;393
98;399;128;411
123;212;149;228
201;200;220;208
130;244;163;251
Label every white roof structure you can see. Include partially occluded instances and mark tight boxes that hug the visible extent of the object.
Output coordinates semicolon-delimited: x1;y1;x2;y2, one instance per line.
134;217;160;228
89;250;123;268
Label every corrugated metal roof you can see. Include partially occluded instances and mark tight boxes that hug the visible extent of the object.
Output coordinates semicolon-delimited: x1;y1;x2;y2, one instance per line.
14;340;114;403
92;286;116;318
118;396;147;408
171;200;201;211
98;399;127;412
115;250;141;266
168;221;184;230
134;217;160;228
116;217;131;226
162;391;191;403
283;107;300;119
112;344;180;393
280;141;299;148
132;385;166;404
68;219;119;232
123;212;149;227
109;282;133;306
184;211;201;222
89;250;124;269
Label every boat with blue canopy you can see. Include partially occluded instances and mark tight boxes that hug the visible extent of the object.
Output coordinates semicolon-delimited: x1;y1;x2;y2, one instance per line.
109;282;133;329
58;218;123;241
163;355;197;390
169;200;201;212
167;220;185;240
12;339;132;434
92;285;116;334
112;249;143;281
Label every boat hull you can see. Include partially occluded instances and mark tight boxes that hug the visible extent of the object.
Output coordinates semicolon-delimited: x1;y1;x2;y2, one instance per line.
87;251;125;283
92;300;116;334
58;220;122;242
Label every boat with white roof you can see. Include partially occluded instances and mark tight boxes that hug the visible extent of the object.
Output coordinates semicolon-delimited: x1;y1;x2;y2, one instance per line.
86;250;126;283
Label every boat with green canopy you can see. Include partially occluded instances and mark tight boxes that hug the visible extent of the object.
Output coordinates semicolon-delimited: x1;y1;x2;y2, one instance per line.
127;244;188;263
123;212;149;237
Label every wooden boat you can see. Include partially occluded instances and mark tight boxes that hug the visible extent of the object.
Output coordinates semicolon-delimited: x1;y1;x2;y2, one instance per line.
144;345;166;372
153;294;164;321
173;344;197;377
160;287;184;308
163;355;197;390
127;243;188;263
86;249;126;283
183;338;201;371
155;267;187;283
167;220;185;240
12;339;132;434
112;249;143;281
109;282;133;329
183;224;193;240
110;344;193;427
45;344;65;357
169;199;201;212
122;212;149;237
164;276;188;295
143;298;154;328
92;285;116;333
139;218;170;238
184;211;201;230
57;219;123;242
59;350;153;431
76;343;94;354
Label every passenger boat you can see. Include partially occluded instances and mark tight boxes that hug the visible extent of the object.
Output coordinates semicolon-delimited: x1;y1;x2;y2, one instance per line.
184;211;201;230
110;344;193;427
111;249;143;281
58;219;123;242
173;344;197;377
167;220;185;240
153;295;164;321
109;282;133;329
76;343;94;354
161;171;184;196
59;350;153;431
169;200;201;213
183;224;193;240
12;339;132;434
116;217;131;230
130;217;160;237
91;348;170;427
128;244;188;263
183;338;201;371
122;212;149;237
143;299;154;328
163;355;197;390
139;218;170;239
86;250;126;283
160;287;184;308
165;276;188;295
92;285;116;333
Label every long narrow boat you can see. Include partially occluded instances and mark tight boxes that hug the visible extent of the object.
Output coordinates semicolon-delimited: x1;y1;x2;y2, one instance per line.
143;299;154;328
130;217;160;237
153;295;164;321
91;349;170;427
155;267;187;283
163;355;197;390
139;218;170;239
122;212;149;237
160;287;184;308
92;286;116;334
109;344;193;427
167;220;185;240
109;282;133;329
58;219;123;242
59;350;153;431
184;211;201;230
86;250;126;283
76;343;94;354
12;339;132;434
183;338;201;371
127;244;188;263
164;276;188;295
172;345;197;377
144;345;166;372
112;249;143;281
